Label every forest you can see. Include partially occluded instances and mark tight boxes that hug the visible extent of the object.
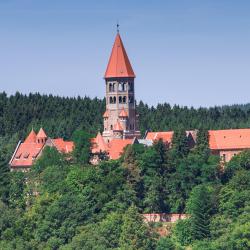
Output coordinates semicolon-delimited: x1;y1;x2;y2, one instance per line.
0;92;249;249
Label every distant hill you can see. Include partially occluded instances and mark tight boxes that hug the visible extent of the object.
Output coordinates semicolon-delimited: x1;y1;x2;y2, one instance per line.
1;92;250;140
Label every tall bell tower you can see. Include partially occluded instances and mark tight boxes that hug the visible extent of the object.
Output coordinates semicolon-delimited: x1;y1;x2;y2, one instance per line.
102;31;140;142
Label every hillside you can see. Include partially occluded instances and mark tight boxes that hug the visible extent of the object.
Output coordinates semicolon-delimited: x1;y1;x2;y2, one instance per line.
0;92;250;249
1;92;250;141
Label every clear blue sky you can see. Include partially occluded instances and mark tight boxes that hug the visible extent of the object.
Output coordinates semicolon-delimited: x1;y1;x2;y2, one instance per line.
0;0;249;107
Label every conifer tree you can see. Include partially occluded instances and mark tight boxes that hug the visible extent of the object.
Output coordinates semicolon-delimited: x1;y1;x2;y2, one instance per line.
186;185;212;240
119;205;156;250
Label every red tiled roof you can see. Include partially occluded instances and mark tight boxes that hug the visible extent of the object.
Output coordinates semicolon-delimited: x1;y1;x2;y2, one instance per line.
146;131;174;143
119;108;128;117
209;129;250;150
24;129;37;143
10;142;44;167
104;33;135;78
92;132;107;153
113;120;123;131
107;139;133;159
103;110;109;118
52;138;74;153
37;128;47;138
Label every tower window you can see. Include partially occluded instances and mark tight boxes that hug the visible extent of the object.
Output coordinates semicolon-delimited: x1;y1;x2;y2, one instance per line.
113;96;116;104
119;96;122;103
109;96;113;104
110;125;113;130
109;82;115;92
122;83;126;91
123;96;127;103
118;83;123;91
109;83;112;92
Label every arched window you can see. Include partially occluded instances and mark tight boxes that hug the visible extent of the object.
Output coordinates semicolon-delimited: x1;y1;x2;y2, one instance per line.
113;96;116;104
119;96;122;103
118;83;122;91
109;83;112;92
122;83;126;91
110;125;113;130
112;83;116;91
109;96;113;104
123;96;127;103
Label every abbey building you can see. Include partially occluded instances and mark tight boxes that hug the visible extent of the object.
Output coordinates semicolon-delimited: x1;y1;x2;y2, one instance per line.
9;30;250;170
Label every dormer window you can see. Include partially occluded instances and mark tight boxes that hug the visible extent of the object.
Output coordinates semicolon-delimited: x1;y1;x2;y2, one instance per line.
15;153;22;159
23;152;30;159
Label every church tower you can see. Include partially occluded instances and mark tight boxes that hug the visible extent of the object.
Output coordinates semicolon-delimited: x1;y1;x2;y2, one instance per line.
102;31;141;142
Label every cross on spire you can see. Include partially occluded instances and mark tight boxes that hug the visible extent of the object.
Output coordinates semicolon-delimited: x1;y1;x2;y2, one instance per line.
116;22;119;33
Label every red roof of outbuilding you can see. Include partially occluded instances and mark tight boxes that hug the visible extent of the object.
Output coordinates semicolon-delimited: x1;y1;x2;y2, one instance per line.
24;129;37;143
92;132;108;153
146;131;174;143
52;138;74;153
104;33;135;78
37;128;47;138
10;142;44;167
107;139;133;159
209;129;250;150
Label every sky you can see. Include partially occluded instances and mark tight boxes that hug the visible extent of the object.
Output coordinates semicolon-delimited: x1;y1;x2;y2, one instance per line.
0;0;249;108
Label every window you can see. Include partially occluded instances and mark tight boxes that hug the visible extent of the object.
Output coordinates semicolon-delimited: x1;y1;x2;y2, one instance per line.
222;154;226;162
15;153;22;159
109;83;112;92
23;152;30;159
109;97;113;104
119;96;122;103
123;96;127;103
122;83;126;91
118;83;123;91
113;96;116;104
110;125;113;130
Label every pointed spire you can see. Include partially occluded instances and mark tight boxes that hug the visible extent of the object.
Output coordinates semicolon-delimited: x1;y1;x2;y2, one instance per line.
113;120;123;131
37;128;47;139
24;129;37;143
119;108;128;117
103;110;109;118
104;33;135;78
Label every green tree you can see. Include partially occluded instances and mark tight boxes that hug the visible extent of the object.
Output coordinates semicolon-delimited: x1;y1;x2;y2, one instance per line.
72;130;92;164
156;237;175;250
119;205;156;250
186;185;213;240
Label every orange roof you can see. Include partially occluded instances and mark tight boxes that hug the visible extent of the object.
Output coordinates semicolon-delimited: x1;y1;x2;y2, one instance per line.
113;120;123;131
52;138;74;153
107;139;133;159
24;129;37;143
209;129;250;150
92;132;108;153
103;110;109;118
104;33;135;78
146;131;174;143
119;108;128;117
10;142;44;167
37;128;47;138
